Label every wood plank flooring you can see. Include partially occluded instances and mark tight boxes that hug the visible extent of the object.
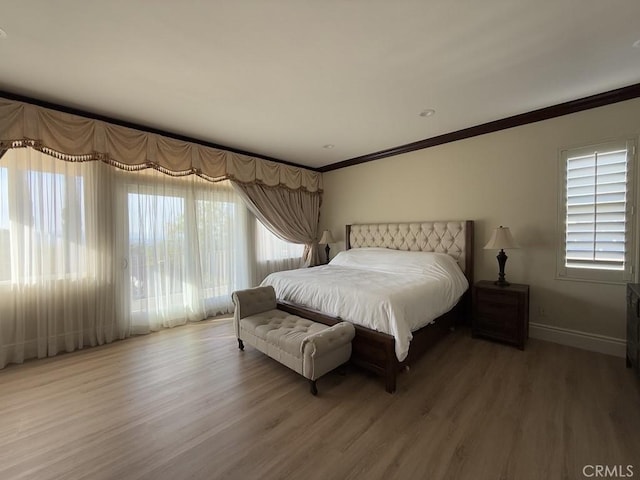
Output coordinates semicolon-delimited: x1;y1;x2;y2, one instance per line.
0;318;638;480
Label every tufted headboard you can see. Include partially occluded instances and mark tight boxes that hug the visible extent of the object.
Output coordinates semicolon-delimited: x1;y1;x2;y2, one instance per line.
345;221;474;283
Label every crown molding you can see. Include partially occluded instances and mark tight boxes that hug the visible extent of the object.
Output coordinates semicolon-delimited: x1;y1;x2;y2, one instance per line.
6;83;640;176
320;82;640;173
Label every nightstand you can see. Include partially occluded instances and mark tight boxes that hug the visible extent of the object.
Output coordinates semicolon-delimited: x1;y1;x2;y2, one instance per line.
472;280;530;350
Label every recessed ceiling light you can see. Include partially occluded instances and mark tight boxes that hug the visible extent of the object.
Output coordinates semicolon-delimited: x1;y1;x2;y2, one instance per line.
322;144;335;149
633;39;640;48
0;28;7;39
419;109;436;117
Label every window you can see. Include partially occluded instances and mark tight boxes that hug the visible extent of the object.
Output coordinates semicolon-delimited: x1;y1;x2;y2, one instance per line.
196;197;247;299
0;146;314;369
557;139;636;283
1;147;306;341
255;219;304;263
127;190;187;307
124;173;250;331
0;154;89;283
253;219;304;284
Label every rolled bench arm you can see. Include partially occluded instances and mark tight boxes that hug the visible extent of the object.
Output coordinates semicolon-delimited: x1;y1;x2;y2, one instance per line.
232;286;277;319
232;286;277;338
301;322;355;357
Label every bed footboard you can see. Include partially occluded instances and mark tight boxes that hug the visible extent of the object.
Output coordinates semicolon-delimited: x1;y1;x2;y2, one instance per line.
350;326;399;393
277;299;465;393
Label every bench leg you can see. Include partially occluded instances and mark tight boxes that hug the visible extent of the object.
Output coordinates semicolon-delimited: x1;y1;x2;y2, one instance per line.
309;379;318;396
238;339;244;351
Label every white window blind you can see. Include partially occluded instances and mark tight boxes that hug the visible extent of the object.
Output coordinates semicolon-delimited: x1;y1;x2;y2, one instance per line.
558;139;636;283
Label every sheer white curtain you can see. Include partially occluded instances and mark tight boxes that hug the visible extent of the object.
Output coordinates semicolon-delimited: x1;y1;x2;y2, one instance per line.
124;170;250;333
253;219;304;284
0;148;125;368
0;148;252;367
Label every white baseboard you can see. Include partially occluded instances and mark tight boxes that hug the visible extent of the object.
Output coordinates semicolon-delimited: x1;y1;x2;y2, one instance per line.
529;322;626;358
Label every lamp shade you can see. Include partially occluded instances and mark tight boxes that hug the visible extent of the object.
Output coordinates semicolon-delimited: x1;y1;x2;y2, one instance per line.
484;226;519;250
319;230;334;245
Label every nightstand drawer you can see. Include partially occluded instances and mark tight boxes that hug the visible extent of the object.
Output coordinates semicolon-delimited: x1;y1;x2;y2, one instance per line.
474;314;518;337
475;299;518;318
475;289;519;307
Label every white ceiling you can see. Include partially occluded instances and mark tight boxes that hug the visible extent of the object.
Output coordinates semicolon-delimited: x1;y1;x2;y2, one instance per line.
1;1;640;169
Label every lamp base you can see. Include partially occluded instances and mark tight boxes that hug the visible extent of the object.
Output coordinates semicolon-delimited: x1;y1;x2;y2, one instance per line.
495;249;509;287
325;244;331;264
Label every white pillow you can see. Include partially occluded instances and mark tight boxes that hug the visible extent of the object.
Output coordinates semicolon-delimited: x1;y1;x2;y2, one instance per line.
329;247;463;277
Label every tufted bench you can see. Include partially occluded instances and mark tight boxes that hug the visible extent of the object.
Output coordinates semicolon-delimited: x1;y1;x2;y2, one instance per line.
232;285;355;395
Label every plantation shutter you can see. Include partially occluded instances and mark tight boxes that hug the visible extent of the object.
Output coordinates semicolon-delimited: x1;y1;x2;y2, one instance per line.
564;143;632;271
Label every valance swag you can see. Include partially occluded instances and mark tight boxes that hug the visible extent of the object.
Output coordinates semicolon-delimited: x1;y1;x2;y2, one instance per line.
0;98;322;193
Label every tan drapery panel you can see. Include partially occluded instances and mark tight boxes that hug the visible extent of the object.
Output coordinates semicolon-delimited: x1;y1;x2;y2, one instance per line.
0;98;322;193
234;182;322;267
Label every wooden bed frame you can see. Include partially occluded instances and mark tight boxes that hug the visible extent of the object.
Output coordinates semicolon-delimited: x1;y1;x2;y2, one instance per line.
278;220;474;393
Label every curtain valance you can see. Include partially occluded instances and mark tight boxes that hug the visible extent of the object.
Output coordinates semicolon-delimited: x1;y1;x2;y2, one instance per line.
0;98;322;193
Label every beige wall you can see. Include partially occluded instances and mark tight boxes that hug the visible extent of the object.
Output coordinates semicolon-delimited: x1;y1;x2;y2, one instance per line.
320;98;640;340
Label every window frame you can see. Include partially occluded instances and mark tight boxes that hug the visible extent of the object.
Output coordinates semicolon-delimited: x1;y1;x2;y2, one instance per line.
556;138;637;284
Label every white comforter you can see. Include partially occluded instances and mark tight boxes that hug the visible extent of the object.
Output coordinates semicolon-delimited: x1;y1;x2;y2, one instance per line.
261;248;469;361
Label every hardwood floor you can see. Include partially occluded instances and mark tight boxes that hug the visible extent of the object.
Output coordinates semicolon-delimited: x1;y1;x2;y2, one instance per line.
1;319;638;480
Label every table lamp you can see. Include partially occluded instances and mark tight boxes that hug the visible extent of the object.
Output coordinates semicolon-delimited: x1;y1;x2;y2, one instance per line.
319;230;334;264
484;226;519;287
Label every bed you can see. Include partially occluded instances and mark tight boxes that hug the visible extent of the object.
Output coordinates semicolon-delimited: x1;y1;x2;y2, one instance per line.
262;221;474;392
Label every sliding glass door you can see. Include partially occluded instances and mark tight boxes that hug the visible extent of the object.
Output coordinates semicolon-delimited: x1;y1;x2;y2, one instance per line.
122;171;250;333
